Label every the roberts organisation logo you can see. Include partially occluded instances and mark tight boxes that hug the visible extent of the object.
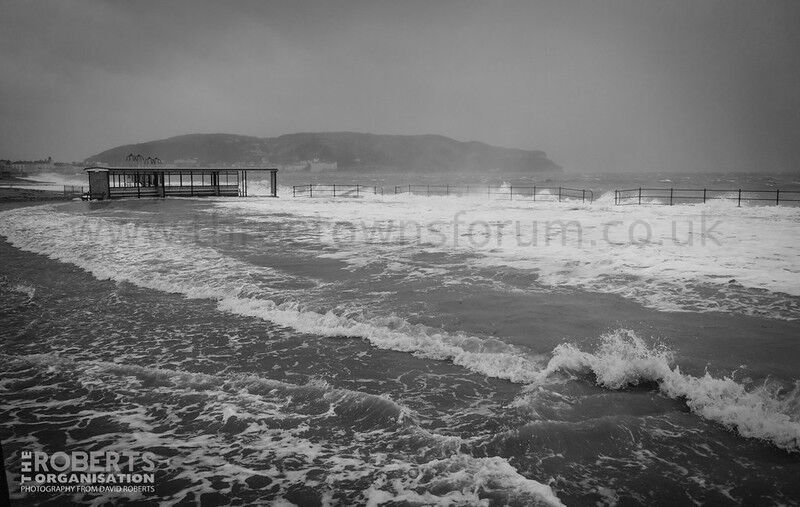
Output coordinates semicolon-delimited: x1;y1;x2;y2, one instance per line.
19;449;157;495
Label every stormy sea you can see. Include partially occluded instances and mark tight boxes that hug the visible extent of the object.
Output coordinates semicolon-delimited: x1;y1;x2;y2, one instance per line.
1;171;799;505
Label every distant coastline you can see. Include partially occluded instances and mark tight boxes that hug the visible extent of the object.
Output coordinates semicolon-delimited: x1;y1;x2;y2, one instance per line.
85;132;562;174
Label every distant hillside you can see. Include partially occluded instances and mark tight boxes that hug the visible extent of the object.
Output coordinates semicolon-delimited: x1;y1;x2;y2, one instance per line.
85;132;561;173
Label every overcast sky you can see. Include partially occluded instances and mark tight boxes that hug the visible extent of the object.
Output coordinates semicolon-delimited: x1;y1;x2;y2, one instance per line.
1;0;799;172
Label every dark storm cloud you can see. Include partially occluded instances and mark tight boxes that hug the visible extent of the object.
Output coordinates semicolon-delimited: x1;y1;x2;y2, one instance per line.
1;0;798;172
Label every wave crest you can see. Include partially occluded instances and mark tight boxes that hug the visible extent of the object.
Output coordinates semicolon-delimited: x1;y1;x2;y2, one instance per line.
534;329;800;451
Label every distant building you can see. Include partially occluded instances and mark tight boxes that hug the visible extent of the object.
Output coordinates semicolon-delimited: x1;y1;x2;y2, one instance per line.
0;157;54;178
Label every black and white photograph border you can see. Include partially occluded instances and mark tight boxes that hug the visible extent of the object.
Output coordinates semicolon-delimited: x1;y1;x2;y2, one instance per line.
1;1;799;505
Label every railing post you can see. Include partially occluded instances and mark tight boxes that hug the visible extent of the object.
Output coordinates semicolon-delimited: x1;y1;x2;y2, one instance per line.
310;184;313;198
703;188;706;204
777;189;780;205
533;185;536;202
510;185;513;200
738;189;741;207
670;188;673;206
582;189;586;203
638;187;641;205
558;187;562;202
614;190;617;205
356;184;360;197
293;186;296;197
333;184;336;197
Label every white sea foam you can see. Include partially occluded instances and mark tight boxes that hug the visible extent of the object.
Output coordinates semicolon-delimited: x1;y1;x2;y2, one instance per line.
362;455;564;506
1;203;798;452
530;329;800;452
215;193;800;320
4;353;563;505
0;205;546;384
218;297;546;383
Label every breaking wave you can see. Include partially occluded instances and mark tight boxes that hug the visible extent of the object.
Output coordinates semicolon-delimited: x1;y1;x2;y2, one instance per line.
0;205;547;384
529;329;800;452
1;204;798;454
218;297;546;384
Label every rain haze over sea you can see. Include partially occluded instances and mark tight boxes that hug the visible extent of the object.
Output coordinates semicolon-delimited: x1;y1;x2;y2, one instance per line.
2;0;800;506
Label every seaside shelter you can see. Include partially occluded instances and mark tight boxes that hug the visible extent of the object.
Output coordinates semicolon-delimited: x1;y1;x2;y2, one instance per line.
84;166;277;199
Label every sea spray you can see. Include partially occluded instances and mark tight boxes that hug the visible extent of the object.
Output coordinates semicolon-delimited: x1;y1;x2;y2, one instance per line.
2;204;800;455
531;329;800;452
536;329;674;389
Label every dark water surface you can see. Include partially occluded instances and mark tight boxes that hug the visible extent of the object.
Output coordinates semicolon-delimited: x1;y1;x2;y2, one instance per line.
1;189;798;505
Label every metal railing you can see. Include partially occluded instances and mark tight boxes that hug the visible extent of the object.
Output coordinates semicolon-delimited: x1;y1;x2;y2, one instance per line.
392;184;592;202
615;187;800;206
292;183;594;202
63;185;85;195
484;185;593;203
393;185;474;196
292;184;383;197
